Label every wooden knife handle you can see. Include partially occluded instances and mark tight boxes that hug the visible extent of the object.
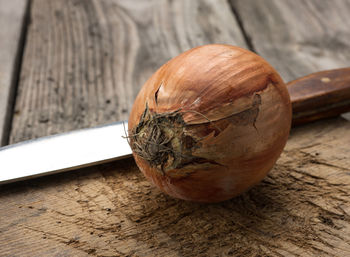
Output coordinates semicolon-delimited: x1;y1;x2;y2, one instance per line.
287;68;350;125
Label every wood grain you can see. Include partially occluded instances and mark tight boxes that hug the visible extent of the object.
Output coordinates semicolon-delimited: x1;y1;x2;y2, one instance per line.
0;0;29;146
288;68;350;125
1;0;350;256
230;0;350;82
1;119;349;256
9;0;246;144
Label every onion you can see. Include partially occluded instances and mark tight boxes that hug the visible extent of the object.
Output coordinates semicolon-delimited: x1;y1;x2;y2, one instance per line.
128;44;291;202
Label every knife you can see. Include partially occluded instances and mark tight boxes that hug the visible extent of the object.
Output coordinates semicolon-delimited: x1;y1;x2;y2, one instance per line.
1;68;350;185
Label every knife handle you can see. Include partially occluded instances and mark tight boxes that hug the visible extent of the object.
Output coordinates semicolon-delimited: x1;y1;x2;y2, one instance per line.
287;68;350;125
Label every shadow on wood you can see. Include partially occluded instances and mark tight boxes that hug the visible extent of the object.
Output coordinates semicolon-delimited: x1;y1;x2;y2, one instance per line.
1;118;349;256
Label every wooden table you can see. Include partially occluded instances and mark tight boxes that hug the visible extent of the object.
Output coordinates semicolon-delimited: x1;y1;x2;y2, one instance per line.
1;1;350;256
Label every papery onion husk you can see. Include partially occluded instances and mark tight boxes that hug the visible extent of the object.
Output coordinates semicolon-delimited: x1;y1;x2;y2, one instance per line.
128;44;291;202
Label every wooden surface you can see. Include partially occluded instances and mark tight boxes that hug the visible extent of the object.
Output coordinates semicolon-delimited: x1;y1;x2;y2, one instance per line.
0;0;28;145
9;0;246;144
1;120;350;256
231;0;350;82
1;0;350;256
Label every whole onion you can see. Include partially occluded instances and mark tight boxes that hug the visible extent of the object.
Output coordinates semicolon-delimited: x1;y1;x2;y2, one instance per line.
128;44;291;202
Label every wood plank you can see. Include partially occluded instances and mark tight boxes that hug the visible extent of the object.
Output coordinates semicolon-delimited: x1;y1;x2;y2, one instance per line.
1;118;349;256
0;0;29;146
1;0;350;256
230;0;350;82
9;0;246;144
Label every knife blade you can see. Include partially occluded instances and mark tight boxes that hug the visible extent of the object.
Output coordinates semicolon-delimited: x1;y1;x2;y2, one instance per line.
1;68;350;185
0;121;132;184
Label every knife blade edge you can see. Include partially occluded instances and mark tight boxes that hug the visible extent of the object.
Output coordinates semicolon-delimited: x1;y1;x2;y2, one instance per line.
0;121;132;184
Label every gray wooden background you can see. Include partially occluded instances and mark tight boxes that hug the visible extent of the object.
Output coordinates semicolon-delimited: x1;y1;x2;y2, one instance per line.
2;0;350;146
1;0;350;256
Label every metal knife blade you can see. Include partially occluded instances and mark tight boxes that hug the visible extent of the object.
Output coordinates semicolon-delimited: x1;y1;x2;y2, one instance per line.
0;121;131;184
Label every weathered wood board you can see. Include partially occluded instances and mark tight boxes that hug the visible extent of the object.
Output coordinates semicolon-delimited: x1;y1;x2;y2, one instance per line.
230;0;350;81
0;0;28;146
1;118;349;256
9;0;246;144
230;0;350;120
1;0;350;256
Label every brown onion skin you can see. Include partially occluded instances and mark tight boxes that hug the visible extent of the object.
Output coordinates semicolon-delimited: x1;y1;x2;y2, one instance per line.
128;44;292;203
